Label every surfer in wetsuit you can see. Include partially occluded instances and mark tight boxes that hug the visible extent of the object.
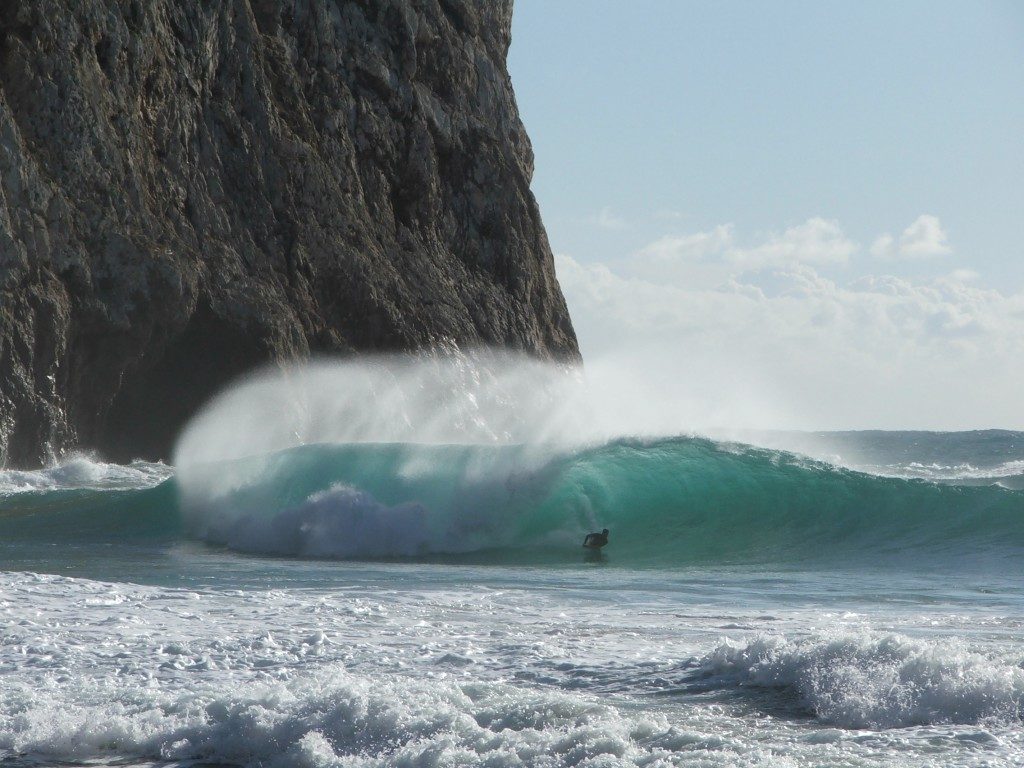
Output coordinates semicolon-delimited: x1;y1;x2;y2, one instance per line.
583;528;609;549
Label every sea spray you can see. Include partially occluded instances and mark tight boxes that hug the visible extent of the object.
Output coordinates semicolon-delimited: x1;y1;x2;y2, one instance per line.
172;352;591;469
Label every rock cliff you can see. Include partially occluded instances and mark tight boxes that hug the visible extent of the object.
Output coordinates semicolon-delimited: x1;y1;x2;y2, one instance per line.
0;0;578;466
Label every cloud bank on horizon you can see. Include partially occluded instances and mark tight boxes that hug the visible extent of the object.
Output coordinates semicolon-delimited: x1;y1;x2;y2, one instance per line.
556;213;1024;431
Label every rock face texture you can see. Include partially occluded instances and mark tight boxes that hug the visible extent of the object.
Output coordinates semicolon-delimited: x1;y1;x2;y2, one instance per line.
0;0;578;466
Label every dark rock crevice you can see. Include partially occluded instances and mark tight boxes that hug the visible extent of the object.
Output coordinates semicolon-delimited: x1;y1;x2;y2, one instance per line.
0;0;578;467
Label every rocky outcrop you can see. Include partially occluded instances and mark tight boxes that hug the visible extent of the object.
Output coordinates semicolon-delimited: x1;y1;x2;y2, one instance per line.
0;0;578;466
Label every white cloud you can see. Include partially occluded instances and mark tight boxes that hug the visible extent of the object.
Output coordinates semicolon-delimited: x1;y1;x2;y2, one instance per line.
633;225;734;263
946;269;979;283
873;214;952;259
633;214;951;273
652;209;687;221
556;249;1024;430
627;226;734;291
870;234;895;258
726;217;858;269
900;214;951;256
631;218;858;276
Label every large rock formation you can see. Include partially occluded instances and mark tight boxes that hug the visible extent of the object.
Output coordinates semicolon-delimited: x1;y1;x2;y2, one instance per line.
0;0;578;466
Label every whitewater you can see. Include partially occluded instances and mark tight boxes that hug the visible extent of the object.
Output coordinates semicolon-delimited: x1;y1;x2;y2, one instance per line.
1;355;1022;767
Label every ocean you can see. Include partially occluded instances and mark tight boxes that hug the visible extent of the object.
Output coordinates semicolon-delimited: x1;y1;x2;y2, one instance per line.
1;359;1022;767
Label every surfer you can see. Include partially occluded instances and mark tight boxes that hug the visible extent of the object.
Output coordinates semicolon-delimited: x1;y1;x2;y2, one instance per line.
583;528;609;549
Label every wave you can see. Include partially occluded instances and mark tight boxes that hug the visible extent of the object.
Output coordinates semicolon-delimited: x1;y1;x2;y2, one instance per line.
0;476;178;544
1;629;1020;768
4;437;1017;568
866;460;1024;491
175;437;1024;565
693;632;1024;729
0;670;648;768
0;454;171;495
713;430;1024;493
3;660;868;768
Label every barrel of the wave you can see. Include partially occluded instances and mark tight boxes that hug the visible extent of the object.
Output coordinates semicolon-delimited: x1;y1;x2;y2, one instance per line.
169;430;1024;566
173;442;579;558
521;437;1024;566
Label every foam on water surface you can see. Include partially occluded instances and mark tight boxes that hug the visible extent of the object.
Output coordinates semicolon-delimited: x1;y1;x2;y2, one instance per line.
1;569;1022;767
696;633;1024;729
0;455;171;495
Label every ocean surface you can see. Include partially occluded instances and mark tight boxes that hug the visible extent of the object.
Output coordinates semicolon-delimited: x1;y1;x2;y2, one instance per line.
1;424;1022;767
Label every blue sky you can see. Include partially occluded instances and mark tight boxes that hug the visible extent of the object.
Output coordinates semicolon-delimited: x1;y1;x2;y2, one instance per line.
508;1;1024;430
510;0;1023;286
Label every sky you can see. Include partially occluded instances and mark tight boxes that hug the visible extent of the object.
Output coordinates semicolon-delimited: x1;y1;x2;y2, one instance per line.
508;0;1024;431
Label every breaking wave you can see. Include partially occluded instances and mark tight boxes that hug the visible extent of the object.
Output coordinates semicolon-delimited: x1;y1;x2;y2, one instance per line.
178;438;1024;565
0;663;808;767
694;632;1024;729
0;454;170;494
2;437;1021;568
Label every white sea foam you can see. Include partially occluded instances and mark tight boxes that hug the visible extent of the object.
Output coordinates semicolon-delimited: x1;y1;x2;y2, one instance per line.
9;640;1020;768
2;669;733;768
852;459;1024;485
699;632;1024;729
1;570;1022;767
0;571;747;766
0;454;171;495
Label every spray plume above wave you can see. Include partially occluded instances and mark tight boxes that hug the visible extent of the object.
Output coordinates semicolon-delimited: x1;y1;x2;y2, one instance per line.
161;350;1024;564
172;348;705;470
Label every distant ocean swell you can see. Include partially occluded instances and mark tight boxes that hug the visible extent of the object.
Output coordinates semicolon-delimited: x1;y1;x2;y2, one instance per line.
2;437;1021;566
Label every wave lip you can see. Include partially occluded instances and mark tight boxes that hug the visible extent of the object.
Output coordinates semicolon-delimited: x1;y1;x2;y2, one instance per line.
696;632;1024;729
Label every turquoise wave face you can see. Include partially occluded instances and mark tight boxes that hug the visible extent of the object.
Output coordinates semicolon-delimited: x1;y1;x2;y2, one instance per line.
536;438;1024;565
0;482;180;542
3;438;1022;567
